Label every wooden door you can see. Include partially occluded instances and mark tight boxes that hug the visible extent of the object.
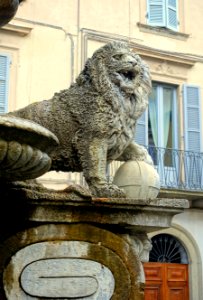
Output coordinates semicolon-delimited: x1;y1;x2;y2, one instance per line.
143;262;189;300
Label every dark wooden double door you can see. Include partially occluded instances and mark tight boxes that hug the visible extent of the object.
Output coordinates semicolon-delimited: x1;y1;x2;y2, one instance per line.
144;262;189;300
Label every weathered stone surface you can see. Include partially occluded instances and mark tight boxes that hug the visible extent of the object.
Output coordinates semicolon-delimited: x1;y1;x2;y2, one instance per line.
18;191;188;232
20;257;114;299
0;116;59;180
0;116;59;152
8;41;152;198
113;160;160;199
1;224;144;300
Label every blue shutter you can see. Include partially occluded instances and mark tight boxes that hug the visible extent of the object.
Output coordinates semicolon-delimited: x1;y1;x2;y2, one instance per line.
135;110;148;146
183;85;202;152
0;55;10;114
147;0;165;27
166;0;178;30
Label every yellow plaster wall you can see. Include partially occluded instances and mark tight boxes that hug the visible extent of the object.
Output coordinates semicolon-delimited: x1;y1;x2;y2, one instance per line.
1;0;203;188
3;0;203;112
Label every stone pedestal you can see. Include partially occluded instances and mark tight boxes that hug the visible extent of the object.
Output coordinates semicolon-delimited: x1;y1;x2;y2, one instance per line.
0;67;188;300
0;188;189;300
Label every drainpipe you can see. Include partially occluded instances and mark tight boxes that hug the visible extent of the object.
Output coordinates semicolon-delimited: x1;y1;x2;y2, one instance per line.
65;32;75;84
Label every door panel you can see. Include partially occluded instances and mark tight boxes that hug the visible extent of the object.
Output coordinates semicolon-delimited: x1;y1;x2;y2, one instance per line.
144;264;163;281
167;287;187;300
145;286;161;300
144;262;189;300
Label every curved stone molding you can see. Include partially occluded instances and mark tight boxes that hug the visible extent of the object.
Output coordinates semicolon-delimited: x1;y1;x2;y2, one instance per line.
0;115;59;180
20;257;113;298
0;224;143;300
3;241;116;299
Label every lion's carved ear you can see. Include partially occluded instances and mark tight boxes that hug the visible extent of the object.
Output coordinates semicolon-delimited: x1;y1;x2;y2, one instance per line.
76;59;91;86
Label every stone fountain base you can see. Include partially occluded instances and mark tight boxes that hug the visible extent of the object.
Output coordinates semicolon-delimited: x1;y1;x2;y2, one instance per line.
0;185;188;300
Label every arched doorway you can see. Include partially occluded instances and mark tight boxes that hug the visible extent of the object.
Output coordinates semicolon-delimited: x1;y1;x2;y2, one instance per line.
144;233;189;300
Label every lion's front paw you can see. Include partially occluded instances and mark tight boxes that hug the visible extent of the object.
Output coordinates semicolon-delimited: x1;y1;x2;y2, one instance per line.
131;144;154;166
90;183;126;198
139;147;154;165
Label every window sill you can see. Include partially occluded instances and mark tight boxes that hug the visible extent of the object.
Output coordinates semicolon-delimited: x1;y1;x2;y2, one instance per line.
137;23;189;40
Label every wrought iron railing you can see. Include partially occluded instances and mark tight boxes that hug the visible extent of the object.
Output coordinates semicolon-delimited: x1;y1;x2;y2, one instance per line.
148;146;203;191
63;147;203;192
108;146;203;191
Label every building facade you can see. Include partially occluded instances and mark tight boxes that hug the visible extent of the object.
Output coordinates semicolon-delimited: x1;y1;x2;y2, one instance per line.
1;1;203;299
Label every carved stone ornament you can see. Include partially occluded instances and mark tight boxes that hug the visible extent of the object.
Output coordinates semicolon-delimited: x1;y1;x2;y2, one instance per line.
113;160;160;199
1;224;144;300
0;115;59;180
121;233;153;263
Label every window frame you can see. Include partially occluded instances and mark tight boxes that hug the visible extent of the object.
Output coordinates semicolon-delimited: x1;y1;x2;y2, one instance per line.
149;82;178;149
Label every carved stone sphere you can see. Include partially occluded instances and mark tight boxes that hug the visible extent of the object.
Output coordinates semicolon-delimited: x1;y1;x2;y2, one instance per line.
113;161;160;199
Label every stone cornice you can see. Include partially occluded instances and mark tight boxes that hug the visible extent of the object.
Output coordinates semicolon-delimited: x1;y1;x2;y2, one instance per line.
81;28;197;68
0;22;33;36
131;45;197;68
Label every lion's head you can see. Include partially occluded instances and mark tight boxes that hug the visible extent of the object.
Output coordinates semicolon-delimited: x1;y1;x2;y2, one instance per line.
76;41;151;118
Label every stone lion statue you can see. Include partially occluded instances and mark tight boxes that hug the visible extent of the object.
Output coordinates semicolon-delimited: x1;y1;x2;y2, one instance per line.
10;41;152;198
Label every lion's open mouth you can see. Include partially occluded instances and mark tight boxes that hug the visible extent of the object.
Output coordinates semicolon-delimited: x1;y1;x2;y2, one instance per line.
118;70;136;81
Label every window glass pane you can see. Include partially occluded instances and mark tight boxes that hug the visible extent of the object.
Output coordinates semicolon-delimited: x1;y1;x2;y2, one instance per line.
163;87;173;167
148;86;158;164
163;87;173;149
148;86;158;148
148;83;177;168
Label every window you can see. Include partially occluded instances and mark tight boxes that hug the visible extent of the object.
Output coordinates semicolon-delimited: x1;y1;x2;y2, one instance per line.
136;82;178;151
147;0;178;31
135;83;202;152
0;54;10;114
149;234;188;263
148;83;178;166
135;83;203;190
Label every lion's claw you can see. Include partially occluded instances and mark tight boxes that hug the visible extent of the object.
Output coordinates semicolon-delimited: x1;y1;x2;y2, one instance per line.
90;184;126;198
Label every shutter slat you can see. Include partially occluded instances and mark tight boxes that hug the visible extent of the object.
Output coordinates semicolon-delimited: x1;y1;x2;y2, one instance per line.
183;85;202;152
187;107;200;129
148;0;165;26
0;56;7;78
166;0;178;30
135;110;148;146
0;55;9;114
188;132;200;152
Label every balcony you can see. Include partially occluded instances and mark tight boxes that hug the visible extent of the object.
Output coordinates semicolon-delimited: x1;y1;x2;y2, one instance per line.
147;146;203;191
107;147;203;193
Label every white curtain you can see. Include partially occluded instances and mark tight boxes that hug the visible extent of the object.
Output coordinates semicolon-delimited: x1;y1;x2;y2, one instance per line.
149;88;158;147
163;88;172;148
